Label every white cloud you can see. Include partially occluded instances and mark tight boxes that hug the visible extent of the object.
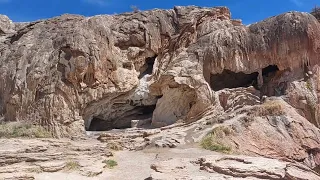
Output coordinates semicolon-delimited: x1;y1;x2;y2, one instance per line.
290;0;303;6
82;0;108;6
0;0;11;3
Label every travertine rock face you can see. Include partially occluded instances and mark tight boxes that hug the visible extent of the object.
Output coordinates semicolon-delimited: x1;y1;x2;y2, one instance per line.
0;6;320;138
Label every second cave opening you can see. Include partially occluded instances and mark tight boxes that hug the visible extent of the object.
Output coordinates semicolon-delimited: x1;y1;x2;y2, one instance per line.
209;65;280;92
139;56;157;79
210;70;259;91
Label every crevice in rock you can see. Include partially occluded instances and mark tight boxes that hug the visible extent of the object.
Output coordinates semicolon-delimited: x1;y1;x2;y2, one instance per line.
9;22;38;44
0;29;5;36
139;56;157;79
122;62;133;70
156;95;163;99
210;70;259;91
10;30;29;44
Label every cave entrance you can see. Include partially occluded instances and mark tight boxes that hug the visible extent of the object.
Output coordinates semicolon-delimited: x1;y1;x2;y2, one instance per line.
262;65;279;80
210;70;259;91
87;116;113;131
139;56;157;78
134;105;155;119
86;105;156;131
261;65;283;96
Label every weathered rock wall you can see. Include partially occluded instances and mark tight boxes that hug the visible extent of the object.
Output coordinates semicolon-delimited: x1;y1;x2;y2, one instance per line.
0;6;320;137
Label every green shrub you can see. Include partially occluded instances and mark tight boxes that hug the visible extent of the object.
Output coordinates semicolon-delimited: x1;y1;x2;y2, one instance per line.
0;122;52;138
103;159;118;169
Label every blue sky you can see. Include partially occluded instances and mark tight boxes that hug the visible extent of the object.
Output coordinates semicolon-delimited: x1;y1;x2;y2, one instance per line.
0;0;318;24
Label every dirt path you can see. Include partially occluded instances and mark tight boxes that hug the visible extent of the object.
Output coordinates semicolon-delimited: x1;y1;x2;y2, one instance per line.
102;147;215;180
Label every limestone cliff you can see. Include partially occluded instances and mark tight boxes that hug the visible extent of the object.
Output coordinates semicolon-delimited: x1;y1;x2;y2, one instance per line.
0;6;320;138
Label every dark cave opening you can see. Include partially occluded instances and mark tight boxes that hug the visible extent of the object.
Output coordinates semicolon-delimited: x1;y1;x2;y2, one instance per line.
261;65;283;96
139;56;157;78
87;116;109;131
262;65;279;78
210;70;259;91
140;105;156;116
124;105;156;123
86;105;156;131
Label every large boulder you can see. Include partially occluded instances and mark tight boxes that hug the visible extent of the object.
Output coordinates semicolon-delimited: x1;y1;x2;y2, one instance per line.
0;15;15;35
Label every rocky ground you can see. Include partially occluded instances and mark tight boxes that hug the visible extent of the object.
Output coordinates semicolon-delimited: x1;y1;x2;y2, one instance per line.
0;137;319;180
0;97;320;180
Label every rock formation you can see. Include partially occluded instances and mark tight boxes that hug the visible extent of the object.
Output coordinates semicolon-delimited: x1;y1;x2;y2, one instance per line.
149;154;320;179
1;6;320;137
1;5;320;179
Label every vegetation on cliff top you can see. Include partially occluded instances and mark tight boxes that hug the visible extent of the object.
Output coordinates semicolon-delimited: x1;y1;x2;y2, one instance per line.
311;6;320;20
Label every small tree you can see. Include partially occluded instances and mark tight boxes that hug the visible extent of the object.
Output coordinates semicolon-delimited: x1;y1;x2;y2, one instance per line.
130;5;140;13
311;5;320;20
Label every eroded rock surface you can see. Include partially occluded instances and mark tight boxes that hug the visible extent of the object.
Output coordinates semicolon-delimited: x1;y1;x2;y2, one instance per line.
149;154;320;180
1;6;320;137
0;138;112;180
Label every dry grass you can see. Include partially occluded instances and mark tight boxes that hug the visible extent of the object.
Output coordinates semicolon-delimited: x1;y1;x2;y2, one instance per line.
0;122;52;138
65;161;80;171
27;167;42;173
306;81;313;91
248;100;285;117
107;141;123;151
200;126;232;153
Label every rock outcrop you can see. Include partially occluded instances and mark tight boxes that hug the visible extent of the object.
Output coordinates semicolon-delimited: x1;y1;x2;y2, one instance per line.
1;6;320;137
0;138;113;179
149;154;320;180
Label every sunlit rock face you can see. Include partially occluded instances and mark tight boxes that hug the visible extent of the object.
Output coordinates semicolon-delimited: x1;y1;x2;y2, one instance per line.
0;6;320;138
